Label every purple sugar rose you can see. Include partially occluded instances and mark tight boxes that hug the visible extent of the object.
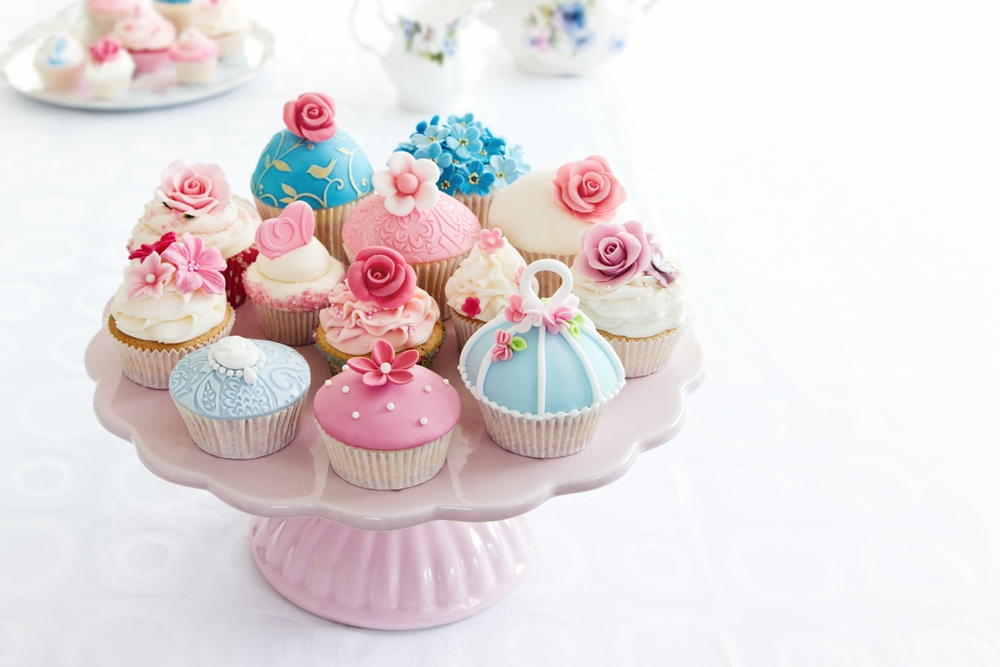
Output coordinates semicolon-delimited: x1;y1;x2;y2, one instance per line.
574;221;651;289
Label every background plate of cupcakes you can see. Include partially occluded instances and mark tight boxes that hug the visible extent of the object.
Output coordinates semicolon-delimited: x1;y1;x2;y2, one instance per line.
0;0;274;110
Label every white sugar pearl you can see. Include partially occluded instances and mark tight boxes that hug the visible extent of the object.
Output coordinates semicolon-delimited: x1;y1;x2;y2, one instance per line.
352;411;360;419
419;417;428;425
341;365;349;372
236;370;243;377
324;379;332;387
387;403;394;411
145;274;155;283
424;385;431;393
227;370;234;376
342;386;350;393
380;362;392;373
443;379;450;385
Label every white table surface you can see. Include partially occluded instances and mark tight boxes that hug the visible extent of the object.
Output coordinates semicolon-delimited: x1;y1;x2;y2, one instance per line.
1;1;998;665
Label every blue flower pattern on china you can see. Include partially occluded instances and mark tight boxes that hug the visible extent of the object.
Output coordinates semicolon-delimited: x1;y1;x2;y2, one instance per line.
524;1;597;57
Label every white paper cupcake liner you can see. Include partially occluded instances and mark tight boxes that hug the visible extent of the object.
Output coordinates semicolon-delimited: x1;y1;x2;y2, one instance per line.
449;307;485;351
452;191;496;229
601;322;689;378
89;72;132;100
318;424;452;490
174;399;304;459
254;197;361;265
477;401;608;458
214;26;249;60
174;57;218;85
414;253;468;317
516;250;576;298
109;308;235;390
256;304;321;346
38;64;82;91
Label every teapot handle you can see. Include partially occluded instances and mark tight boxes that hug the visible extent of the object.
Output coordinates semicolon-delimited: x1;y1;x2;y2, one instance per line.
349;0;393;58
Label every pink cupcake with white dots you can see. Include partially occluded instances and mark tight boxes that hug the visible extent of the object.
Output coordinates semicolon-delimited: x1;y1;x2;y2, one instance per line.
313;339;461;490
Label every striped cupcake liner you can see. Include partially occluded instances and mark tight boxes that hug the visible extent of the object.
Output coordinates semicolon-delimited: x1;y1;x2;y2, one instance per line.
601;323;689;378
318;424;452;490
477;401;609;459
174;399;304;460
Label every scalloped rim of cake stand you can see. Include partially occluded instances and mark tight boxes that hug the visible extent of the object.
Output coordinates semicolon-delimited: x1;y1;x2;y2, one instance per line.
86;303;705;531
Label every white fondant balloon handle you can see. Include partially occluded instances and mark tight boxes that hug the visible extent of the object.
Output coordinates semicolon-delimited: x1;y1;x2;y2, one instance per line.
520;259;574;304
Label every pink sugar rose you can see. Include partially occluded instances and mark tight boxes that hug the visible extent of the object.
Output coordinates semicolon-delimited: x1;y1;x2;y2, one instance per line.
89;36;122;64
125;251;175;301
155;161;231;218
283;92;337;143
128;231;177;261
574;220;651;290
347;339;419;387
161;232;226;295
347;246;417;310
372;152;440;216
551;155;626;223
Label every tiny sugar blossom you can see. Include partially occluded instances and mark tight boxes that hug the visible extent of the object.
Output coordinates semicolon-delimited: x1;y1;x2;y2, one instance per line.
125;251;175;300
413;142;453;170
487;155;520;188
461;296;481;319
161;233;226;295
347;339;419;387
459;160;495;196
477;228;505;253
491;329;514;362
445;124;482;161
646;232;680;286
128;231;177;261
373;152;440;216
436;164;466;196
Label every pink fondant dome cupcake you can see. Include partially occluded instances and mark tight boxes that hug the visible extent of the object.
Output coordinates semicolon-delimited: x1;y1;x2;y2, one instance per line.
341;152;480;311
129;161;261;308
314;339;461;489
243;201;345;345
315;246;445;374
168;27;219;85
113;7;176;74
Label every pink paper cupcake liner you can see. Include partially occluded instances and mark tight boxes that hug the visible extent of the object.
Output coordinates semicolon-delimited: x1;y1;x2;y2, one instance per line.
449;307;485;351
414;253;468;317
223;246;259;308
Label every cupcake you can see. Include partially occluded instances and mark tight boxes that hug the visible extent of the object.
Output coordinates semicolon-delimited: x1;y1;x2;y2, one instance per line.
251;93;374;263
168;27;219;85
169;336;310;459
444;228;527;350
315;246;444;374
243;201;345;345
314;339;460;489
341;152;480;310
113;7;177;74
86;0;137;39
153;0;195;31
109;232;235;389
192;0;249;60
129;160;261;308
458;259;625;458
572;222;691;377
487;155;636;297
34;34;84;91
394;112;530;226
85;37;135;100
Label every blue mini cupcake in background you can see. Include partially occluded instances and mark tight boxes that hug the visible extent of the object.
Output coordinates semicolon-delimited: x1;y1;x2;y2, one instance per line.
394;112;530;227
169;336;311;459
251;92;374;264
459;259;625;458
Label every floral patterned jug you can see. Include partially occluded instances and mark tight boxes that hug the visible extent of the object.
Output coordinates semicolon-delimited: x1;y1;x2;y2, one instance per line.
350;0;483;111
482;0;655;75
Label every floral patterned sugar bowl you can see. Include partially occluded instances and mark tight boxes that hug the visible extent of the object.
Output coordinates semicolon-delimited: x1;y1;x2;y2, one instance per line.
350;0;483;111
482;0;656;76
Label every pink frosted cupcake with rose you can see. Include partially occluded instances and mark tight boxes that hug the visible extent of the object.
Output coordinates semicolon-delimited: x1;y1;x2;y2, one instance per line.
487;155;637;297
315;246;445;374
85;36;135;99
341;153;480;311
129;161;261;308
168;27;219;85
243;201;345;346
571;221;691;377
113;7;176;74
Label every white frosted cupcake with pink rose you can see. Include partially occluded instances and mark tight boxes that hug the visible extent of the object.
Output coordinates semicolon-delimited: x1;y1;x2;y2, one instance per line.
113;7;176;74
129;161;261;308
85;37;135;100
571;221;691;378
168;27;219;85
244;201;345;345
487;155;636;297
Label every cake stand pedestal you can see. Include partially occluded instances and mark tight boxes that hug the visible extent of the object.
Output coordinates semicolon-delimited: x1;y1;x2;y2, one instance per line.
86;303;704;629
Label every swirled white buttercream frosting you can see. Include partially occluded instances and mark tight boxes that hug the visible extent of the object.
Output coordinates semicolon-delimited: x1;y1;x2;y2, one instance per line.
244;239;344;311
572;261;690;338
130;195;259;259
445;234;526;322
111;273;228;344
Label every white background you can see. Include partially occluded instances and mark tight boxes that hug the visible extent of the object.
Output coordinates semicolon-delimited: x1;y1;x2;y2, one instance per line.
1;0;998;665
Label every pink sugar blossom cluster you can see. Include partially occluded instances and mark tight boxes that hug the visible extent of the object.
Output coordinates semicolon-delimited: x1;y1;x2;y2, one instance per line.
125;232;225;301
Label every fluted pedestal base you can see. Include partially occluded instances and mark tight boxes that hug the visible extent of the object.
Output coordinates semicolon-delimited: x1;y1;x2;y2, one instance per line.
249;514;538;630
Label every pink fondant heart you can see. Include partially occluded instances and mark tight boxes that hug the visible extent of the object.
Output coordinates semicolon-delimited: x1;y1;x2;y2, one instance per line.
255;201;315;259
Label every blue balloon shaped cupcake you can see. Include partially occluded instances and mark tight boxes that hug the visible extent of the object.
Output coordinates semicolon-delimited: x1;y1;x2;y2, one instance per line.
169;336;310;459
459;259;625;458
250;92;374;264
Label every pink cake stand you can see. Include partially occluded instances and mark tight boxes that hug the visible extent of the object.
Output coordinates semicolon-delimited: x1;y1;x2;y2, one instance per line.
86;303;705;630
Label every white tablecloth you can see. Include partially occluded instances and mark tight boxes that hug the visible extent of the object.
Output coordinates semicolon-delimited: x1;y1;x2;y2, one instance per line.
1;1;998;665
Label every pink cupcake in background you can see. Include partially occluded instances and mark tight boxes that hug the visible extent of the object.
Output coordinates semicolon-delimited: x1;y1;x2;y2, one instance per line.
86;0;137;39
169;27;219;85
85;36;135;99
113;7;176;74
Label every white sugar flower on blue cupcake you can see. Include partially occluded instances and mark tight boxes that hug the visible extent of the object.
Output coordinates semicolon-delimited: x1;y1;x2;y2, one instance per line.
169;336;310;459
394;112;530;226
